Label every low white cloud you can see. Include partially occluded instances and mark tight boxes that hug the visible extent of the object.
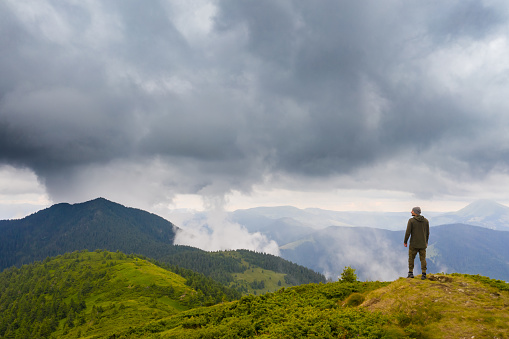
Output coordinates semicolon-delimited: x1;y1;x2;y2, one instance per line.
173;208;280;255
309;227;408;282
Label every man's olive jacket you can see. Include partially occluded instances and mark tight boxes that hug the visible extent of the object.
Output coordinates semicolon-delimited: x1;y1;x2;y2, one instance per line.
404;215;430;249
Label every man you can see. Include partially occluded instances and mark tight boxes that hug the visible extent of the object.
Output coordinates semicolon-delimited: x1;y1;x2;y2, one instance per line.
404;207;430;280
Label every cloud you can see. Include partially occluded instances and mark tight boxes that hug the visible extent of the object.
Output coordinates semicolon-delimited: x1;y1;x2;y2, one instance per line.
0;165;51;219
315;228;407;281
172;194;280;254
173;207;280;255
2;0;509;219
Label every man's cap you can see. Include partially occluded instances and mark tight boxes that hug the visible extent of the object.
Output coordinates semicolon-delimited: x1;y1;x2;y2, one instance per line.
412;207;421;215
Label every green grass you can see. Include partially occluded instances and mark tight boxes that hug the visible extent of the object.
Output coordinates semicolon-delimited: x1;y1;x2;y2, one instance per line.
211;252;299;295
232;266;292;294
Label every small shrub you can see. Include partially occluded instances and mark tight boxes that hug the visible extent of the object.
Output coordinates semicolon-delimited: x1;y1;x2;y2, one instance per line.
343;292;365;307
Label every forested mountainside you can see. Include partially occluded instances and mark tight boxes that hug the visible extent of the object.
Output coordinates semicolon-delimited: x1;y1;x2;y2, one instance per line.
2;252;508;338
0;198;326;289
161;249;326;289
0;197;179;269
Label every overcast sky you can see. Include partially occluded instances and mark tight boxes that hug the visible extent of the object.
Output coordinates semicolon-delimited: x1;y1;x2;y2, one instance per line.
2;0;509;225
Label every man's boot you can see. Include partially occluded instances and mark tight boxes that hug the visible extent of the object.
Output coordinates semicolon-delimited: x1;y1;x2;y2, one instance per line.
421;272;426;280
407;272;414;278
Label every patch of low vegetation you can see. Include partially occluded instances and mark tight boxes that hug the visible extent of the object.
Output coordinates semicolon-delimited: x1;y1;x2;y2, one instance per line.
113;280;390;338
343;292;365;307
451;272;509;291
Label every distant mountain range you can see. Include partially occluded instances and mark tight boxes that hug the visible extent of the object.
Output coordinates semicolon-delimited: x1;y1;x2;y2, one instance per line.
231;199;509;232
229;200;509;281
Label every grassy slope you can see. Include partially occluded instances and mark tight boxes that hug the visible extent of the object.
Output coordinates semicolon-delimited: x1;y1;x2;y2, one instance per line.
1;250;323;338
0;250;196;339
232;265;289;294
54;251;197;338
217;251;295;295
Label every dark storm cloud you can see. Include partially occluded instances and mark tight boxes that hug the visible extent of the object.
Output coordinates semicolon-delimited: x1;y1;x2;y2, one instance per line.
213;0;498;176
1;0;509;203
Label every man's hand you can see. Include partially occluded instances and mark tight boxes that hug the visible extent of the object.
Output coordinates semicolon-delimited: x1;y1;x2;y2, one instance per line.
404;243;407;247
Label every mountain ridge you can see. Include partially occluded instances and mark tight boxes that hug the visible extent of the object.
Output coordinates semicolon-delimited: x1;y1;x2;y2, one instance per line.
432;199;509;230
0;197;180;269
230;199;509;231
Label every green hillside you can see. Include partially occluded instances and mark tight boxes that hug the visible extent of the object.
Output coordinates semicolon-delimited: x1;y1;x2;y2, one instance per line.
160;249;326;295
204;250;322;295
3;254;509;338
0;250;238;338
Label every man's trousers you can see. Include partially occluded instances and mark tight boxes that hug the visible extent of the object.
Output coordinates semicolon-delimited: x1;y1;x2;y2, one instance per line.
408;247;427;273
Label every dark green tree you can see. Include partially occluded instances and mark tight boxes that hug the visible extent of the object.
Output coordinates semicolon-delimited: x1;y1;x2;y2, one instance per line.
340;266;357;283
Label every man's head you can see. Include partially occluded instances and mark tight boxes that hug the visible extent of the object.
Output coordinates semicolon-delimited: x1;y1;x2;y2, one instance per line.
412;206;421;215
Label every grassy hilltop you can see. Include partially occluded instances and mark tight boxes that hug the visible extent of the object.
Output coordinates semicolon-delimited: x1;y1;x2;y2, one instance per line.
0;250;203;338
362;274;509;338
